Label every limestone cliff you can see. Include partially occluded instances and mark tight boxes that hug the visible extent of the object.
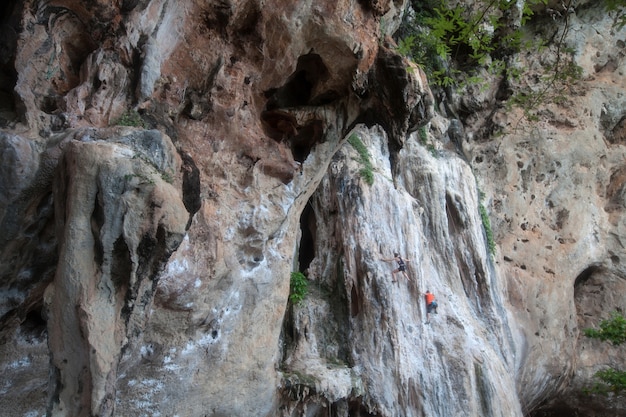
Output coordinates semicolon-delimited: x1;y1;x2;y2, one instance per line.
0;0;625;416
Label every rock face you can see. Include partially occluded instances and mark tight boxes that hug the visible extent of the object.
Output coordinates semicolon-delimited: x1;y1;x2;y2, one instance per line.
282;126;521;416
0;0;625;416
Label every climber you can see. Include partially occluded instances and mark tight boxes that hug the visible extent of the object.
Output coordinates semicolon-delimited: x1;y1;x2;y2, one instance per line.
382;253;411;283
424;290;438;324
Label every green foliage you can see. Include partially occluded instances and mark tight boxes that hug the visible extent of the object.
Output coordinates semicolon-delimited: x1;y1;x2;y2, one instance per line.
396;0;528;88
417;126;438;157
396;35;416;57
521;0;549;25
418;126;428;144
584;311;626;346
395;11;451;87
478;192;496;256
161;171;174;184
604;0;626;29
128;152;173;185
583;311;626;395
585;368;626;394
123;172;155;185
508;46;583;120
396;0;588;117
114;110;145;128
289;272;308;305
347;133;375;186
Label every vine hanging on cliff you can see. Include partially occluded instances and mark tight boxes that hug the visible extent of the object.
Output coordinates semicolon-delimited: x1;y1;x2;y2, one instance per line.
347;133;375;186
478;190;496;257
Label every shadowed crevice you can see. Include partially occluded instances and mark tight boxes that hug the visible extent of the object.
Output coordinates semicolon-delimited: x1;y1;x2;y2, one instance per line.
573;264;604;289
298;201;316;273
111;236;132;291
259;53;332;181
179;150;201;228
91;190;105;266
264;53;329;110
0;0;24;126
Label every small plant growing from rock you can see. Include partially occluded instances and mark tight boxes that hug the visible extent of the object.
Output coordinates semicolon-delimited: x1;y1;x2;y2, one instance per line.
347;133;374;186
418;126;438;158
114;110;145;128
418;126;428;145
583;311;626;394
604;0;626;29
161;170;174;184
478;190;496;256
289;271;308;305
584;311;626;346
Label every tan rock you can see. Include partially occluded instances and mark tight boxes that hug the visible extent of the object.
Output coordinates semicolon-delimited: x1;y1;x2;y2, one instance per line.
1;0;625;416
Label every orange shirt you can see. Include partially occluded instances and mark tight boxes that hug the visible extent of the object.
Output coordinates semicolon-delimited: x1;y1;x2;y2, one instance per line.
425;292;435;305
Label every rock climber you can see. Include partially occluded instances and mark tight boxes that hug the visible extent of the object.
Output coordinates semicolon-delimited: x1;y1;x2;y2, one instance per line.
382;253;411;283
424;290;438;323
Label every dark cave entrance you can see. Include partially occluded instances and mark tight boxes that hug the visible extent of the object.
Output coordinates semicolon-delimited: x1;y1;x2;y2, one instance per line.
0;0;24;126
261;53;330;167
572;263;623;327
298;201;316;273
20;307;47;343
528;402;579;417
528;263;626;417
573;264;603;288
264;53;329;111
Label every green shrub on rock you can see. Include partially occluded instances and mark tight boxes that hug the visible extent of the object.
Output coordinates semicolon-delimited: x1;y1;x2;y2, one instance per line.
289;272;308;305
583;311;626;394
348;133;374;186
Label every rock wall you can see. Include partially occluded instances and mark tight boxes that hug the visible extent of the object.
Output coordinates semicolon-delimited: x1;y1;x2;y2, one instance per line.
463;4;626;414
0;0;625;416
281;125;520;416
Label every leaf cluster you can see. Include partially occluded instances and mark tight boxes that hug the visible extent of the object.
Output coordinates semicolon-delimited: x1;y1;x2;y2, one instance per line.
348;133;375;186
418;126;438;157
397;0;546;88
586;368;626;394
478;199;496;256
583;311;626;395
114;110;145;128
604;0;626;29
397;0;622;119
584;311;626;346
289;271;308;305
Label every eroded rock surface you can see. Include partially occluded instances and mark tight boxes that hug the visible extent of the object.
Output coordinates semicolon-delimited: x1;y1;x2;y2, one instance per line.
0;0;625;416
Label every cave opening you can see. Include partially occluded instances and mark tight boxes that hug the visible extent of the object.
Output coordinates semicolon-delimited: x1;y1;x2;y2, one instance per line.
573;264;603;289
529;400;583;417
260;53;331;170
111;236;132;291
573;263;626;328
201;2;231;36
20;307;47;343
348;398;381;416
291;119;323;163
0;0;24;126
350;284;360;317
264;53;329;110
573;264;605;322
91;191;105;266
298;201;316;273
179;150;202;226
